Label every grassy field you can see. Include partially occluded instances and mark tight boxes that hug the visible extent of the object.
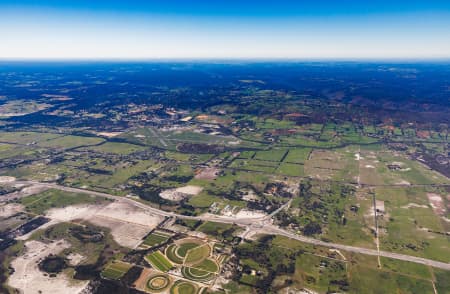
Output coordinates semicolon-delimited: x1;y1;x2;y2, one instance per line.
84;141;146;155
0;131;62;144
283;148;311;164
146;274;171;292
236;235;442;294
181;266;215;282
254;149;287;162
170;280;197;294
20;189;108;215
276;162;304;176
185;244;211;265
166;244;185;264
192;258;219;273
101;261;132;280
359;148;450;186
140;230;172;249
197;221;233;236
375;187;450;262
145;251;173;272
38;135;104;149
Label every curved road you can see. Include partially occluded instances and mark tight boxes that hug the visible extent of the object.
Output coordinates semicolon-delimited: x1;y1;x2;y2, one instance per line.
10;180;450;271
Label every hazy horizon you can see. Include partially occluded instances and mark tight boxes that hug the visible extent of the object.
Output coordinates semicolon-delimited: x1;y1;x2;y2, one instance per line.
1;0;450;59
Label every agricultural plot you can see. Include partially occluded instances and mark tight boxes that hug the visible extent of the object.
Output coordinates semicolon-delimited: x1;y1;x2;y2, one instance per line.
0;131;62;145
303;146;359;182
283;148;311;164
375;187;450;262
37;135;104;149
139;230;173;249
228;159;278;173
101;261;132;280
181;266;216;283
146;274;172;292
236;235;440;294
81;141;146;155
145;251;174;272
163;238;220;283
253;149;287;162
359;148;450;186
170;280;198;294
184;244;211;265
276;162;304;177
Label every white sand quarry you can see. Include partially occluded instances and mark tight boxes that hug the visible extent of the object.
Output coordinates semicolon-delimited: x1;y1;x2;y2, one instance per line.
8;240;88;294
20;200;164;248
0;203;24;218
160;185;203;201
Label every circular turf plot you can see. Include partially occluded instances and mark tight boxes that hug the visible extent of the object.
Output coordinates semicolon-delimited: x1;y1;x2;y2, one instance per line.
184;244;211;266
181;266;215;282
166;238;209;265
194;258;219;273
170;281;197;294
177;242;202;257
146;274;171;292
165;244;184;264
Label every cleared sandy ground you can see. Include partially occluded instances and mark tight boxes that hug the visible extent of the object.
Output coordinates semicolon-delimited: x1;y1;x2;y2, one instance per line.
0;203;24;218
88;215;154;248
234;209;267;219
24;200;164;248
160;185;203;201
96;131;123;137
427;193;445;216
195;167;220;180
8;240;88;294
0;176;16;183
0;184;49;202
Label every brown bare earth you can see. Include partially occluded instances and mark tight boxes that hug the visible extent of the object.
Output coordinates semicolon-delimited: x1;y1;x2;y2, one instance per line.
195;167;220;180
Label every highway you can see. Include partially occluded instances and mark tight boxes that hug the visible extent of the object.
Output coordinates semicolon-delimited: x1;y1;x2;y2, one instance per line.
8;180;450;271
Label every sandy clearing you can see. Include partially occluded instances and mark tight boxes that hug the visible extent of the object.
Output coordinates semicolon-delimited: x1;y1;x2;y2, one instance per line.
97;131;123;138
395;180;411;186
133;267;154;290
67;253;86;266
46;204;104;222
234;209;267;219
0;203;24;218
16;204;106;240
391;161;405;166
159;189;186;201
22;201;163;248
94;201;163;227
0;176;16;183
241;190;259;202
160;185;203;201
88;215;153;248
401;203;429;209
8;240;88;294
175;185;203;195
0;184;49;202
427;193;445;216
195;167;220;180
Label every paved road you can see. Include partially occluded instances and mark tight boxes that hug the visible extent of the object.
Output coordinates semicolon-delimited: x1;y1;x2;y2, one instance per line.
265;226;450;271
9;180;450;271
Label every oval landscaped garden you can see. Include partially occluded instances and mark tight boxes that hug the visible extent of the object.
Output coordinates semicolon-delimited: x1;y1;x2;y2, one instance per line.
146;274;171;292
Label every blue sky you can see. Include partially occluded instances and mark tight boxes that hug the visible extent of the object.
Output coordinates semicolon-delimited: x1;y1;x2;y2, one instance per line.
1;0;450;59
